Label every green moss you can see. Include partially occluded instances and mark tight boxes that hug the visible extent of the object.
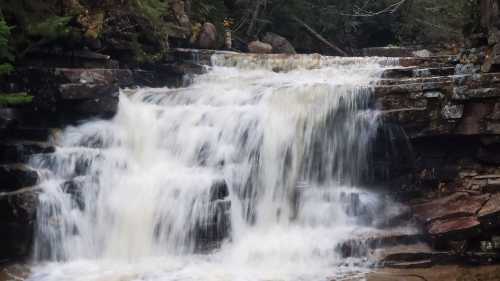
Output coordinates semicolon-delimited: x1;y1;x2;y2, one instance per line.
0;92;33;106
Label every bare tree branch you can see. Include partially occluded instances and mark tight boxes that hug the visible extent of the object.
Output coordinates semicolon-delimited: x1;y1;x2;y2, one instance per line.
340;0;409;17
291;16;348;56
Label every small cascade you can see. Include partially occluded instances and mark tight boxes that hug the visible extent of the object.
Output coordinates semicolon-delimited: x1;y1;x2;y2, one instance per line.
27;54;408;281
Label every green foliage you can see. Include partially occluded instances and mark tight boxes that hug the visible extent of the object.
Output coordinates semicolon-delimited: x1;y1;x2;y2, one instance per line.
396;0;470;44
0;92;33;106
131;0;167;28
231;0;475;51
0;16;13;75
191;0;225;24
26;16;73;40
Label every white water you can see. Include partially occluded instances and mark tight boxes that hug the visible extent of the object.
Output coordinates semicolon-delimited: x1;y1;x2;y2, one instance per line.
27;54;402;281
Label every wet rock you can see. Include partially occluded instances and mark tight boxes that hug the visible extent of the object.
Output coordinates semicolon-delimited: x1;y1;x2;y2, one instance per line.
58;83;118;100
197;23;218;49
248;41;273;54
478;193;500;228
54;68;134;87
70;96;119;119
195;199;231;252
362;47;415;57
61;179;87;209
482;179;500;193
339;232;424;259
476;145;500;165
412;192;489;223
209;180;229;201
0;142;55;163
0;188;39;259
0;165;38;191
441;103;464;119
0;128;53;142
160;62;206;76
384;259;433;269
0;108;21;129
262;32;296;54
427;216;482;240
465;251;500;265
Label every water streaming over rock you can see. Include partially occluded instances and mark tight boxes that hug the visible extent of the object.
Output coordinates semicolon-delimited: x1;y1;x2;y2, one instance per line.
27;54;403;281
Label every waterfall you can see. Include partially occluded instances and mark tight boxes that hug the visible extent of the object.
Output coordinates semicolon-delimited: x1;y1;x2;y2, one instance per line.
28;54;402;281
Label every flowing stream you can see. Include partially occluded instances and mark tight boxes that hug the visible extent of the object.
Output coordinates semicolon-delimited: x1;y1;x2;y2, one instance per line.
26;54;404;281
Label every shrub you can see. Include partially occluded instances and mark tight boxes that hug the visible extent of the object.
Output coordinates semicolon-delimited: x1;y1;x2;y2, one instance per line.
0;15;13;75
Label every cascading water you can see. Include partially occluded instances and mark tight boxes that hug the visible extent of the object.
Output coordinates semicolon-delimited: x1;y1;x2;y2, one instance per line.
27;54;404;281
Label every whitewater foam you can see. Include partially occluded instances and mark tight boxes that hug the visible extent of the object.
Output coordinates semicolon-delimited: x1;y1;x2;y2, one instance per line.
27;54;402;281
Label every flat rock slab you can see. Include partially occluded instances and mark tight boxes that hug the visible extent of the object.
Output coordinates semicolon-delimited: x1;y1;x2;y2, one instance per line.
366;265;500;281
0;164;38;191
58;83;118;100
373;243;433;261
0;141;55;163
427;216;482;239
412;192;490;222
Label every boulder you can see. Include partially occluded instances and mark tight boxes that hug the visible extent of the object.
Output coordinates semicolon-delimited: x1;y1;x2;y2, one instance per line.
197;23;218;49
0;187;39;259
248;41;273;54
262;32;296;54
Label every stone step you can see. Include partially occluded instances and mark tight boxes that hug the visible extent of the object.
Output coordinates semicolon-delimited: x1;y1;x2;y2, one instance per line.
0;127;55;142
398;56;457;68
338;231;424;258
374;81;454;96
58;83;118;101
378;76;453;86
381;67;455;79
0;164;38;192
0;141;55;163
378;72;500;89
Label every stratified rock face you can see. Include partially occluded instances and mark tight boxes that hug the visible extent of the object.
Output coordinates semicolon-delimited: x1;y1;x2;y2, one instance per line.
262;32;296;54
248;41;273;54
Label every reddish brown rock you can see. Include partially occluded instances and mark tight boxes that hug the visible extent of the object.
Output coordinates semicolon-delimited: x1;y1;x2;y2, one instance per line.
248;41;273;54
427;216;482;239
412;192;490;223
478;193;500;228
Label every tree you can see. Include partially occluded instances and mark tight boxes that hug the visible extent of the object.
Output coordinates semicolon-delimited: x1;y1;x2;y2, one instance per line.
0;13;13;76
